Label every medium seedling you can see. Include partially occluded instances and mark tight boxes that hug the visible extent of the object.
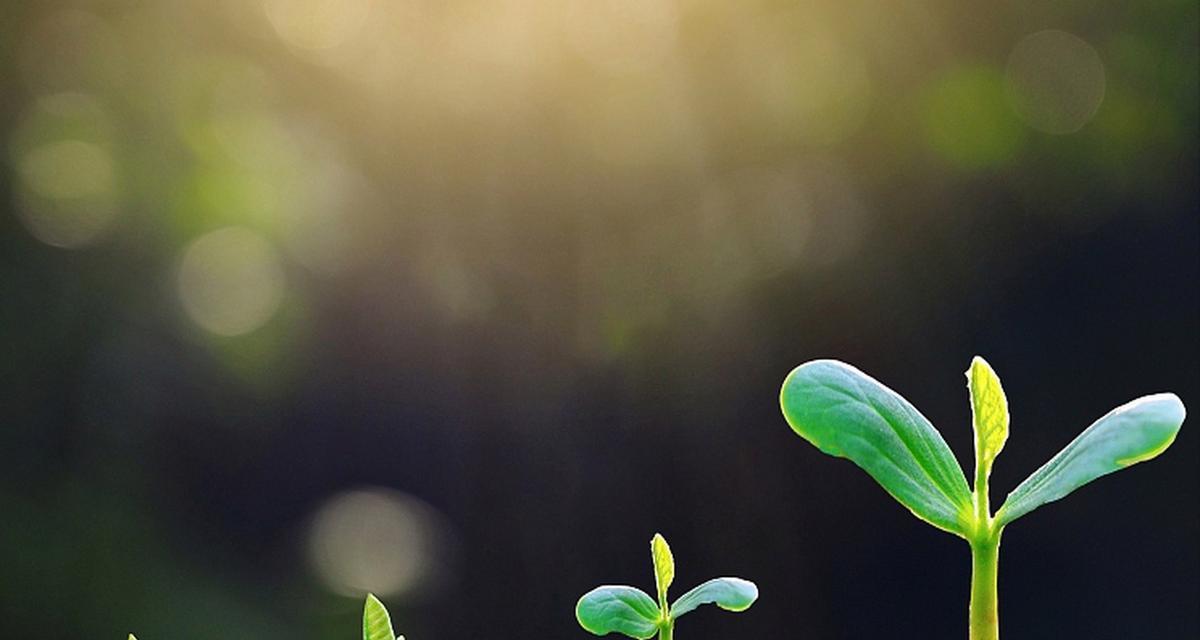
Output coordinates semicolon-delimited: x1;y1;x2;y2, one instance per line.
576;533;758;639
780;356;1185;639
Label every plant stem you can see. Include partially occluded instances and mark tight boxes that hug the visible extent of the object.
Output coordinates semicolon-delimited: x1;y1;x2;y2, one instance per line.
971;434;1001;640
658;621;674;640
969;531;1001;640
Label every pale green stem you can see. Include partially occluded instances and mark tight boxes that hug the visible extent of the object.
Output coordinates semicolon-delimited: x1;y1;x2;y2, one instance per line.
969;532;1001;640
970;449;1001;640
657;582;671;640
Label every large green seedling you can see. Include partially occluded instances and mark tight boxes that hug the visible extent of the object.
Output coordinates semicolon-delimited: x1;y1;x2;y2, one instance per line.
127;594;405;640
576;533;758;639
780;357;1185;639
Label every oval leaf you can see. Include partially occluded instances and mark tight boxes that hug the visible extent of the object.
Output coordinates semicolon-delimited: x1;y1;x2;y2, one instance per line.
670;577;758;619
576;586;661;639
996;393;1185;526
364;593;396;640
967;356;1009;477
781;360;973;535
651;533;674;604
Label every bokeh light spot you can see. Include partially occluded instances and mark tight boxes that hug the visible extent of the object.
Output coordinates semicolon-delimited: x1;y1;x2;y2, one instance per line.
306;488;448;598
14;139;120;249
8;92;122;248
19;139;115;200
923;67;1025;168
177;227;286;336
1005;30;1106;134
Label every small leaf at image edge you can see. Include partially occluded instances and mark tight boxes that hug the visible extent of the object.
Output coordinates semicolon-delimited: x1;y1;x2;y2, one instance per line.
363;593;397;640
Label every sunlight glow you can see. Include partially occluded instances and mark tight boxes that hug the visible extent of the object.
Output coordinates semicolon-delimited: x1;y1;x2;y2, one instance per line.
561;0;680;75
263;0;374;54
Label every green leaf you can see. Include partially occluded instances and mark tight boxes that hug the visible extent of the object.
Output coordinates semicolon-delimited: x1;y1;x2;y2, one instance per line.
780;360;973;535
128;636;137;640
576;586;662;639
650;533;674;605
670;577;758;619
967;356;1009;478
996;393;1185;526
363;593;397;640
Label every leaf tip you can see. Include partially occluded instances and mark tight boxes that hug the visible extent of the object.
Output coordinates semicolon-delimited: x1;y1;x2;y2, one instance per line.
721;577;760;611
1160;392;1186;423
1116;393;1186;466
966;355;995;380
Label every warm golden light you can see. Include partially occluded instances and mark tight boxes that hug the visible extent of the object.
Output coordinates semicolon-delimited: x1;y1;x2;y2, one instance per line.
263;0;374;54
560;0;680;75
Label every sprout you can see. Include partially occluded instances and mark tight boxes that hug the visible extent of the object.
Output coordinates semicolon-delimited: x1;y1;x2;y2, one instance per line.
363;593;406;640
576;533;758;640
127;594;407;640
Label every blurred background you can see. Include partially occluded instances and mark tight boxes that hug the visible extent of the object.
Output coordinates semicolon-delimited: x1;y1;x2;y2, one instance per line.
1;0;1196;638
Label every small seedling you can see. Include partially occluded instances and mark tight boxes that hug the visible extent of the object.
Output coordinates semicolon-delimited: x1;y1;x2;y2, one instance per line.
780;357;1185;639
576;533;758;639
126;594;406;640
364;593;406;640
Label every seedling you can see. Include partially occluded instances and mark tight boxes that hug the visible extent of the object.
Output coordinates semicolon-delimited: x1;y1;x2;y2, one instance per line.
125;594;405;640
576;533;758;639
780;357;1185;639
